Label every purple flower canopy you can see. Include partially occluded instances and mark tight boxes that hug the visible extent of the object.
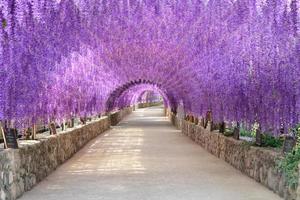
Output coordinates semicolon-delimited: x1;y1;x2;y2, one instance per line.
0;0;299;134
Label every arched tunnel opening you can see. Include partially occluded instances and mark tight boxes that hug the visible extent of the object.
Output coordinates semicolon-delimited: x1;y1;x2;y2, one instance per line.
105;79;179;113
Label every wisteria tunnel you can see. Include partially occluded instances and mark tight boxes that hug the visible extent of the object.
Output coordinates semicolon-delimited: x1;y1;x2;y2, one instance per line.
0;0;299;200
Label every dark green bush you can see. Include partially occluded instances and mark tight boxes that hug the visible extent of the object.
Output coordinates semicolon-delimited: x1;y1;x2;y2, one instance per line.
261;134;283;148
240;128;254;137
239;126;283;148
277;147;300;189
277;124;300;188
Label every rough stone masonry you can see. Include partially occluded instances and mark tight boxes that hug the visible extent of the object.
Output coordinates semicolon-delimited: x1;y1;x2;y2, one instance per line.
167;111;300;200
0;107;133;200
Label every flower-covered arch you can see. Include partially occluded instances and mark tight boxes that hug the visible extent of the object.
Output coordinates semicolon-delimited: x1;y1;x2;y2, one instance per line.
0;0;299;134
105;80;180;112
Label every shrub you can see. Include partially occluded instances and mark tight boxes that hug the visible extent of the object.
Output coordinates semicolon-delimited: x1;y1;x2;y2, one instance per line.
277;124;300;189
223;128;233;137
240;128;254;137
261;134;283;148
277;147;300;189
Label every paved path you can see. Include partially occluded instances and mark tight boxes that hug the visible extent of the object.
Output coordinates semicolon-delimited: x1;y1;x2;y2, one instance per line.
19;106;282;200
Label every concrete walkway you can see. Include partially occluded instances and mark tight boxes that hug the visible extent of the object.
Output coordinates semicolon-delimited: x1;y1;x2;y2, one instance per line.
19;106;282;200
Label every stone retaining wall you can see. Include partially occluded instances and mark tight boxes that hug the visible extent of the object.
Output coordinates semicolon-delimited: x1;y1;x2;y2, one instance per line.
0;108;133;200
167;112;298;200
109;107;134;126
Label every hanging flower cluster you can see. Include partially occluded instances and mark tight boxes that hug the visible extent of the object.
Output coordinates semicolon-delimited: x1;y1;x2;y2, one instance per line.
0;0;299;134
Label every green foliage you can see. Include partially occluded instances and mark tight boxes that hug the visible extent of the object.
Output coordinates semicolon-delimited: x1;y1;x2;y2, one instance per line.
223;128;233;137
240;128;254;137
293;124;300;148
239;123;258;138
277;124;300;189
277;148;300;189
239;125;283;148
261;134;283;148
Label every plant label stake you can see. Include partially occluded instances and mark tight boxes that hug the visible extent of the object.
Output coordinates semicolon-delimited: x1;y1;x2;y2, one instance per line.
2;128;18;149
67;119;72;128
200;117;205;127
256;127;262;146
283;134;296;154
50;122;57;135
32;124;36;140
71;118;75;128
80;117;87;125
233;122;240;140
0;124;8;149
219;121;226;133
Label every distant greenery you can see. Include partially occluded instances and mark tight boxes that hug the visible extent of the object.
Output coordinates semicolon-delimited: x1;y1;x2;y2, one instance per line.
240;123;258;137
223;127;252;137
224;124;283;148
277;124;300;189
240;128;254;137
